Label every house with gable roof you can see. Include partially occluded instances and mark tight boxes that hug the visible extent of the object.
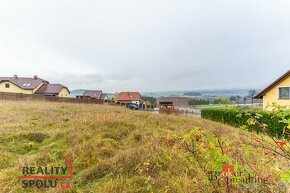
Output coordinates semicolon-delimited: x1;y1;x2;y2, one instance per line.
255;70;290;110
115;92;142;106
0;75;70;97
76;90;108;101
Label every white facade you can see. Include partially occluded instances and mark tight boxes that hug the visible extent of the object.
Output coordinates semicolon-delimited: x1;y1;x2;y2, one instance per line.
132;100;140;105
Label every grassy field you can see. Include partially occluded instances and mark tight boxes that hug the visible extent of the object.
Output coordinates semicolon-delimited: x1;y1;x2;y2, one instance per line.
0;100;288;193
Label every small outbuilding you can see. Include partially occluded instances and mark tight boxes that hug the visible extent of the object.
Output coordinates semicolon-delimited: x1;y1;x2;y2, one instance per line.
115;92;142;106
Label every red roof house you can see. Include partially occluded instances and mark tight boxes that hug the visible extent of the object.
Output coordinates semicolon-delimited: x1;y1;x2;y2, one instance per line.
115;92;141;105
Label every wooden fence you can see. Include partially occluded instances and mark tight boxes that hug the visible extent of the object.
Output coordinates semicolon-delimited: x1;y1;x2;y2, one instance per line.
0;92;104;104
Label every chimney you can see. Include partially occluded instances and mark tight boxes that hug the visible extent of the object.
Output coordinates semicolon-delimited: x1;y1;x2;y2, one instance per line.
13;75;18;79
34;75;38;79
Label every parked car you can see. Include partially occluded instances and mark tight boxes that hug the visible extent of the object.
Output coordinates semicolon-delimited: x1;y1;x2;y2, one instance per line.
128;104;139;110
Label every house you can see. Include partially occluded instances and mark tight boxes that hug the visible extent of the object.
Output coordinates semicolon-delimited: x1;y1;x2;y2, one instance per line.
115;92;141;106
255;70;290;110
35;84;70;97
159;101;174;109
0;75;70;97
159;97;189;109
0;75;49;94
159;101;180;114
76;90;108;100
100;93;108;101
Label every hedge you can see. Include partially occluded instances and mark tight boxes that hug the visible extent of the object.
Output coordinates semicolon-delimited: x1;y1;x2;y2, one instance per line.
201;108;286;138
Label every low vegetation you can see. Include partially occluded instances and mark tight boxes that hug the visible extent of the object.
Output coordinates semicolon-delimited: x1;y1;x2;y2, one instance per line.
0;100;289;192
201;105;289;138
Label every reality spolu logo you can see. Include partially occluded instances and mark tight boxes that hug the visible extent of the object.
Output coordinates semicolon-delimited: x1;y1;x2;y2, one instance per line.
21;157;73;189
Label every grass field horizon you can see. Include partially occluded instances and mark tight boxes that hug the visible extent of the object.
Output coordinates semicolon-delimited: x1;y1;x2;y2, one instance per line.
0;100;288;192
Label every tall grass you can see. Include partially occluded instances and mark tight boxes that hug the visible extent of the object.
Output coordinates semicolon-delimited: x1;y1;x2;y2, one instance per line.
0;100;288;192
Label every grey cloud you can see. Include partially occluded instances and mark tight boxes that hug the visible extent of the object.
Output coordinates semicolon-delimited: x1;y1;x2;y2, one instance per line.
0;0;290;91
45;72;134;91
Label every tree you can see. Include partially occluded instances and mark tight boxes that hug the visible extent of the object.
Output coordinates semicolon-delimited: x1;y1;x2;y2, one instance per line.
236;95;242;105
141;96;157;105
229;96;236;103
188;99;210;105
243;96;247;105
230;95;242;104
213;97;230;104
248;90;257;105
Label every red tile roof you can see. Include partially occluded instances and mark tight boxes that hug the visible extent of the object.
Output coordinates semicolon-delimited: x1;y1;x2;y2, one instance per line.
0;76;49;90
35;84;70;95
115;92;141;101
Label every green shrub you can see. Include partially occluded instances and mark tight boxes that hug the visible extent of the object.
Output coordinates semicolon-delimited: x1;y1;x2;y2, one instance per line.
201;108;287;138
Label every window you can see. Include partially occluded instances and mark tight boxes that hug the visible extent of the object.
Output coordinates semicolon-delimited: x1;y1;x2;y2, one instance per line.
279;87;290;99
5;83;10;88
22;83;31;87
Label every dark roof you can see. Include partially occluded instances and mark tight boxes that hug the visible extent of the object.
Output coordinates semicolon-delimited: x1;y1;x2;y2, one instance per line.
255;70;290;99
35;84;70;95
160;97;189;108
0;76;49;90
82;90;102;98
115;92;141;101
159;101;174;105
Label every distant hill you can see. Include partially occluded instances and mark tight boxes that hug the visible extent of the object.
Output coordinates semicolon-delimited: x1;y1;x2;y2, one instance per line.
183;92;202;96
142;89;261;98
71;89;261;98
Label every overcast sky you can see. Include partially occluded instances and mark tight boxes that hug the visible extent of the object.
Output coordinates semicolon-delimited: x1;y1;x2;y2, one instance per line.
0;0;289;92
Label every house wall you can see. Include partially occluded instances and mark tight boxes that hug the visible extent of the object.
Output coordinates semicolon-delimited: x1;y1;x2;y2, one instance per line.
131;100;140;105
263;77;290;110
116;100;132;104
117;100;141;104
0;81;33;94
58;88;70;97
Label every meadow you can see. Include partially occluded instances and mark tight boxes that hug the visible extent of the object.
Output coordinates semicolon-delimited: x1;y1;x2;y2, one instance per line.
0;100;288;193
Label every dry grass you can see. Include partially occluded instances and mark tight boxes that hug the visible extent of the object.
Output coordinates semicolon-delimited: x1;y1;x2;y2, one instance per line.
0;100;288;193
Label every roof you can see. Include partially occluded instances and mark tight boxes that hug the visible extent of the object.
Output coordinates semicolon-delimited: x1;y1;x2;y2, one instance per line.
35;84;70;95
160;97;189;107
255;70;290;99
0;76;49;90
115;92;141;101
82;90;102;98
159;101;174;105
